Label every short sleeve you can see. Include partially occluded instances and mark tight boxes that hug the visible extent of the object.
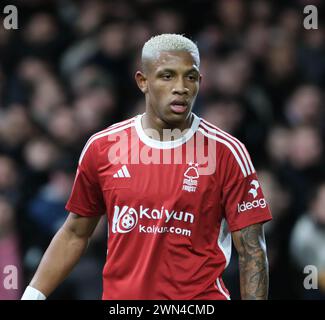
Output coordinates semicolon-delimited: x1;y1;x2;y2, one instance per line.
65;140;106;217
221;144;272;232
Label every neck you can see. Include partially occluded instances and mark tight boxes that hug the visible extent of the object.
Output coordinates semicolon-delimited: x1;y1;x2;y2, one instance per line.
141;110;193;141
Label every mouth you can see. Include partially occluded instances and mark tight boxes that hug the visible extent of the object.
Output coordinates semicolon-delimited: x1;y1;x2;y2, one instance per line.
170;100;188;114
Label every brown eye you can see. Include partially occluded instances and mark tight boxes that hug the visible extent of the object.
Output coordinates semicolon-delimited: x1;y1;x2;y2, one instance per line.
187;74;198;81
162;74;172;80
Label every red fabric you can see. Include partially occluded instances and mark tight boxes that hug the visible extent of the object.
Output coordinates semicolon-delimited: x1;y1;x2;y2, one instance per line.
66;115;272;300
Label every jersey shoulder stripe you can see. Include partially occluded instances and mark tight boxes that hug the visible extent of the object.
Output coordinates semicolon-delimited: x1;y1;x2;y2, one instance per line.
79;117;136;165
91;116;136;139
201;119;255;173
107;116;137;130
200;119;255;174
198;125;249;178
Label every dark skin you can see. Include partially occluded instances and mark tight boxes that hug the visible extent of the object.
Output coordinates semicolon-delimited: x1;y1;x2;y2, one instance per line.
29;213;101;297
232;223;269;299
27;50;269;300
135;50;201;139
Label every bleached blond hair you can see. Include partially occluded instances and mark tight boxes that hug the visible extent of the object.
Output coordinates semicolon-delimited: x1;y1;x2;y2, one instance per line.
142;34;200;67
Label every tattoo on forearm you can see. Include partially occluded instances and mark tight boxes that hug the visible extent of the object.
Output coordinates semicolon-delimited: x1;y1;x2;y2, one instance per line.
237;224;269;300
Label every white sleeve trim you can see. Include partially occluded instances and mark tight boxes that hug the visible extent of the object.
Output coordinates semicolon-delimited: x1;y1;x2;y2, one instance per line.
21;286;47;300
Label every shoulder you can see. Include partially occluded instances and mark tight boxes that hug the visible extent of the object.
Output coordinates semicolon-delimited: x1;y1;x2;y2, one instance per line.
79;116;137;164
198;116;244;150
197;116;255;178
92;116;137;142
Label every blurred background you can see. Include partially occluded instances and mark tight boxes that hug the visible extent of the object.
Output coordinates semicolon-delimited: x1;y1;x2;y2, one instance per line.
0;0;325;300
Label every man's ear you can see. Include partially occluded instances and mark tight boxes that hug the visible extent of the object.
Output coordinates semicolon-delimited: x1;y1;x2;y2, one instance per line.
135;71;148;94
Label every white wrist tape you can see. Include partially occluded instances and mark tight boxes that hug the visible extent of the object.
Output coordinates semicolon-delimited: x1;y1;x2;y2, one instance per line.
21;286;47;300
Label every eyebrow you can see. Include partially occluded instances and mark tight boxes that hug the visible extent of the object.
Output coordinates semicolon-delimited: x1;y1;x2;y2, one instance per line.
156;67;199;74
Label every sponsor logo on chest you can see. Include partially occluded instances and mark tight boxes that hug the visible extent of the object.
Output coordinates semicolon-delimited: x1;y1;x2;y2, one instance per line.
112;205;195;237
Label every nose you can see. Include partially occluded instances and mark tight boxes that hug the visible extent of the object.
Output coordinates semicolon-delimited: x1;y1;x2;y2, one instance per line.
172;77;189;95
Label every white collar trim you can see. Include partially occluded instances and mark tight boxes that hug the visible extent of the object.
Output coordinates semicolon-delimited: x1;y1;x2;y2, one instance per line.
135;113;200;149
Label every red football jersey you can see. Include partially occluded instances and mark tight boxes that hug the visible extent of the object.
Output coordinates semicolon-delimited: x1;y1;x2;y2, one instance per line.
65;113;272;300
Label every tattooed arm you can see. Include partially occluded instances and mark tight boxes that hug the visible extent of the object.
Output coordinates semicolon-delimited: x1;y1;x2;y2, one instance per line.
232;223;269;300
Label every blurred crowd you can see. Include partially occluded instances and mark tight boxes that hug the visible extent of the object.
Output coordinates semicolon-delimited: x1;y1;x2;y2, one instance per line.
0;0;325;299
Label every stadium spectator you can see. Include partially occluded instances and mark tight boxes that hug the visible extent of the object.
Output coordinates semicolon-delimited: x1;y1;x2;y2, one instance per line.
290;181;325;299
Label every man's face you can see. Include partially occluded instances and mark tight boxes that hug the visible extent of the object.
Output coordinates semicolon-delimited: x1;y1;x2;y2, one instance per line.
137;51;201;125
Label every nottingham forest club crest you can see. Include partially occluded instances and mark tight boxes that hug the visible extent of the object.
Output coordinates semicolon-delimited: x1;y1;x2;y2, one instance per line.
182;162;200;193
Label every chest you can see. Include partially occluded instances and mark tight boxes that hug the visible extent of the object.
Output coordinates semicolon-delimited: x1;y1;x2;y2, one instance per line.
99;162;218;205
